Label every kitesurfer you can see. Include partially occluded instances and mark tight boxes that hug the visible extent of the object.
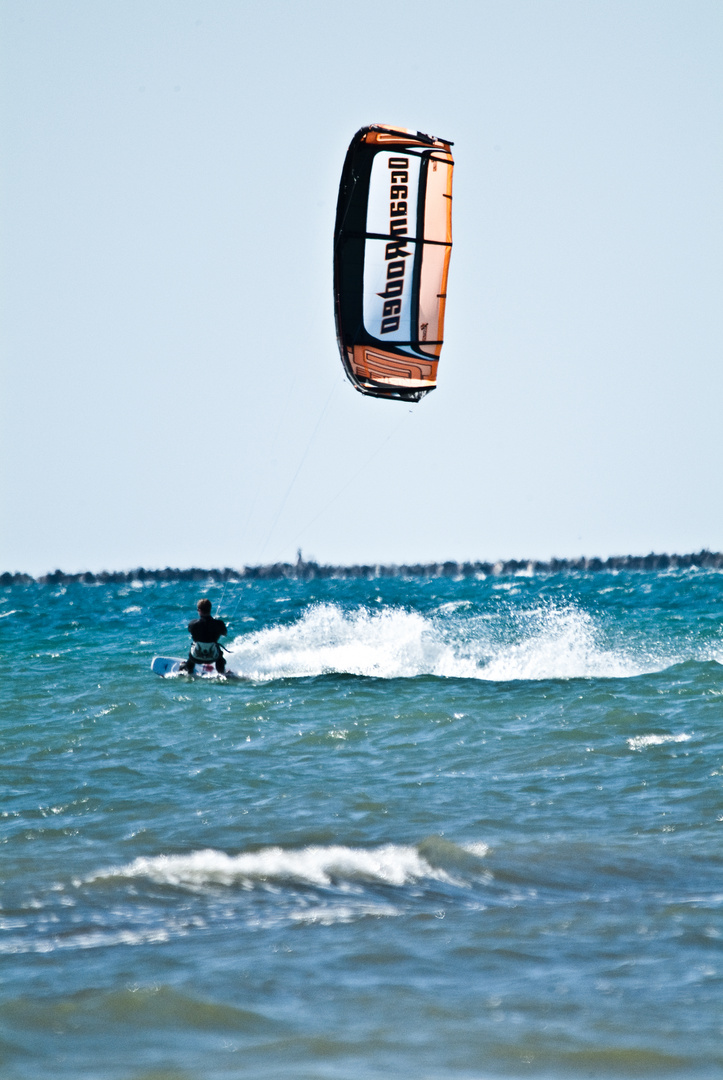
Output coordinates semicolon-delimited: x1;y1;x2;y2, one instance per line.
180;598;228;675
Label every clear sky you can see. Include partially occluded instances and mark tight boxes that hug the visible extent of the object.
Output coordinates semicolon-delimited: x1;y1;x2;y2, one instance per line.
2;0;721;576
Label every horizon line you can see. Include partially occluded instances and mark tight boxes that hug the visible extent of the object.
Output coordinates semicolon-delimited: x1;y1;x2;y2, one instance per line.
3;549;723;585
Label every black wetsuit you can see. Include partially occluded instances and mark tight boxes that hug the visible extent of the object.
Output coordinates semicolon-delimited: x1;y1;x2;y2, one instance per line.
186;614;228;673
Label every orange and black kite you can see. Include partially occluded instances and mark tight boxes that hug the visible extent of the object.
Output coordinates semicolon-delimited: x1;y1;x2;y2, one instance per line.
333;124;454;402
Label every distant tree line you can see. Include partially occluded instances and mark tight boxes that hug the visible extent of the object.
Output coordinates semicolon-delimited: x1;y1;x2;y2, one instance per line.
2;550;723;586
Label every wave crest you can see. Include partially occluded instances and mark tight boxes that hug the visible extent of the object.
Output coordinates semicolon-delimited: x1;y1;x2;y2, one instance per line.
87;841;486;891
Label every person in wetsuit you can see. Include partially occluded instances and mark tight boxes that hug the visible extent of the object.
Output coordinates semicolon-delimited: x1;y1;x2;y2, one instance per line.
180;598;228;675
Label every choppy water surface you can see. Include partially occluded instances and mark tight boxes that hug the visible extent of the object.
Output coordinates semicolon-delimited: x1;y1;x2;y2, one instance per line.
2;571;722;1079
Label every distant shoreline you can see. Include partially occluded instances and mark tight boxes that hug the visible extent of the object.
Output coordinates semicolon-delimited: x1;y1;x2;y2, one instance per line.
3;550;723;585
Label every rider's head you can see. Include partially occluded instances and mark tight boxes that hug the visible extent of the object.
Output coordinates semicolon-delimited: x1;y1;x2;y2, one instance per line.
197;598;212;615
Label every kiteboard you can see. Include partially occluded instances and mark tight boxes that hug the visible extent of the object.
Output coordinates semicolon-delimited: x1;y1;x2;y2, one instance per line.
151;656;240;680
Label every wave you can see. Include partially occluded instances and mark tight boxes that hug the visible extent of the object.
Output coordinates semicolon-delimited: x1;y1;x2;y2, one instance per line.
627;733;692;751
86;839;490;892
223;601;683;682
9;842;487;953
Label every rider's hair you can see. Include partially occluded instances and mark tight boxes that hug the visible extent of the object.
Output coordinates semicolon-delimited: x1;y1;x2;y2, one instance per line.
197;598;212;615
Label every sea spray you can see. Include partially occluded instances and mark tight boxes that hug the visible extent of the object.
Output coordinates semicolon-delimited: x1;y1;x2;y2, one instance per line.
224;599;688;681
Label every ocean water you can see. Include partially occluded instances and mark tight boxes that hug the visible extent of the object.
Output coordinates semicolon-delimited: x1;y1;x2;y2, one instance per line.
1;569;722;1079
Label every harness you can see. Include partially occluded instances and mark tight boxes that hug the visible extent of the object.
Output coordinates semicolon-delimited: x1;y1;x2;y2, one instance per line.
190;640;222;662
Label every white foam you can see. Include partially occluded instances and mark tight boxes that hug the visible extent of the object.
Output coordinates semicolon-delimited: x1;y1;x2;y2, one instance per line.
223;601;666;683
627;733;692;751
463;842;491;858
478;606;643;681
288;902;402;925
226;603;480;681
88;843;462;891
0;920;191;954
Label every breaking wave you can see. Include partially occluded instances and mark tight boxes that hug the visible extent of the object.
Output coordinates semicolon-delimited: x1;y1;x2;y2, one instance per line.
86;839;490;892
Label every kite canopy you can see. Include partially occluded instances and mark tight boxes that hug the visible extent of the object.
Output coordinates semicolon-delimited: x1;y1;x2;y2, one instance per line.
333;124;454;402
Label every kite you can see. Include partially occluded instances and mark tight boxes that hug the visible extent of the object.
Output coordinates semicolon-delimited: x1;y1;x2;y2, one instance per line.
333;124;454;402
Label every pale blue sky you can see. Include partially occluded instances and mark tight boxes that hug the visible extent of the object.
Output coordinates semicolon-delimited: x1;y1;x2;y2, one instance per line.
2;0;721;575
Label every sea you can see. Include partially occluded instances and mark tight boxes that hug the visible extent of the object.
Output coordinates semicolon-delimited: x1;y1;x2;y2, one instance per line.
2;568;722;1080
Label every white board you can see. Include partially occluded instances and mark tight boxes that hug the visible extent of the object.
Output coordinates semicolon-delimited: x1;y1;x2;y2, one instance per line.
150;656;239;680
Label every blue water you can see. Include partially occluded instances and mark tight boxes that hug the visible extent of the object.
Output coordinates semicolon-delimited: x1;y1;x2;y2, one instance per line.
2;570;722;1079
